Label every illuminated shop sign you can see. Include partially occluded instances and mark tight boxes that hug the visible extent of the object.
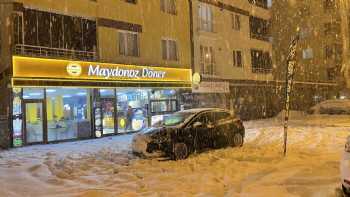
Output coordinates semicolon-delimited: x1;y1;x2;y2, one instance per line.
12;56;192;83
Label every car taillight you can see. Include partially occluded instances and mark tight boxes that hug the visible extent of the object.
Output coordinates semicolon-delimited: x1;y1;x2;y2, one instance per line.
345;142;350;152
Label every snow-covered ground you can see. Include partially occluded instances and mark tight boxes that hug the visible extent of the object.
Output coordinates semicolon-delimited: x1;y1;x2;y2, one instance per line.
0;113;349;197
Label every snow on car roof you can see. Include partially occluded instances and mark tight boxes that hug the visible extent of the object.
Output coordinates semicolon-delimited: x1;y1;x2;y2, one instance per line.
179;108;228;113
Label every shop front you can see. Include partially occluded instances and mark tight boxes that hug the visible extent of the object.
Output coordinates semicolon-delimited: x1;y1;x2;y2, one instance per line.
10;56;192;147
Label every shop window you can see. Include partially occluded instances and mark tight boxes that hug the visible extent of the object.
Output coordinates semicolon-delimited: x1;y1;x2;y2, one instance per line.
117;89;149;133
100;89;115;98
162;39;178;61
23;88;44;99
46;88;91;141
119;31;139;57
150;100;177;114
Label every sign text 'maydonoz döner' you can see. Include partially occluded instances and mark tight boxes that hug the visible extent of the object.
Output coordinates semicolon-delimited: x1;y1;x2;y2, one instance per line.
88;65;167;79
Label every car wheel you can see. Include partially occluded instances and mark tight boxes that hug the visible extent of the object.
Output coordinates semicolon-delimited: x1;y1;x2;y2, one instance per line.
233;133;244;147
173;143;189;160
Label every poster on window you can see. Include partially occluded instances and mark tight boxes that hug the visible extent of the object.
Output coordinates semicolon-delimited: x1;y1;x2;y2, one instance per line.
94;102;102;138
12;88;23;147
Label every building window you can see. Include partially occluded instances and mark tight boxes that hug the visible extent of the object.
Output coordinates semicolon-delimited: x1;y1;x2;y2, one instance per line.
200;45;215;75
325;44;342;62
248;0;269;9
302;48;313;59
162;39;178;61
233;50;243;67
232;14;241;31
324;0;336;11
198;3;213;32
324;22;341;36
124;0;137;4
14;8;97;60
327;67;337;80
249;16;270;42
160;0;176;15
251;49;272;73
119;31;139;57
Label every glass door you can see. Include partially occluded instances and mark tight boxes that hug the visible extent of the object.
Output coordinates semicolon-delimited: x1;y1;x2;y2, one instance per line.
24;101;45;144
101;99;116;135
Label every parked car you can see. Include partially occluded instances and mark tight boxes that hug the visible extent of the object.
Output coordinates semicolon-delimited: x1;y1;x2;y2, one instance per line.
132;108;245;160
341;136;350;196
307;99;350;115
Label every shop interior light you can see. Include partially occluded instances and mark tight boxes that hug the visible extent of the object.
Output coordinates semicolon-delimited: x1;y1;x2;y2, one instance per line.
76;92;87;96
62;95;72;98
23;96;30;99
46;89;56;93
28;93;42;96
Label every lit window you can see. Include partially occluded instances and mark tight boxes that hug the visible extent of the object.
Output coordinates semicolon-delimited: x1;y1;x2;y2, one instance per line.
200;45;215;75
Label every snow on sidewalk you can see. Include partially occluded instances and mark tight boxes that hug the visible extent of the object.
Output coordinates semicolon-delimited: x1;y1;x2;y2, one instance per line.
0;115;349;197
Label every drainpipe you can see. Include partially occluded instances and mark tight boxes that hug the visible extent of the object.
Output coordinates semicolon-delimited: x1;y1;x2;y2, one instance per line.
188;0;195;72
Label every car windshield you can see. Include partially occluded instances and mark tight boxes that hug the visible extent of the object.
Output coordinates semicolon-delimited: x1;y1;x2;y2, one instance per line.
152;112;195;127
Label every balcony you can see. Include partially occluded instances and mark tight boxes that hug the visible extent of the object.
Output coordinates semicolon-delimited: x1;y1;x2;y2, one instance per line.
14;44;97;61
252;68;272;74
250;33;271;42
248;0;269;9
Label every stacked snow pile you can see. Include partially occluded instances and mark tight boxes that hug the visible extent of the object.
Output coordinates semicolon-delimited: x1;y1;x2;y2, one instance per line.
308;99;350;115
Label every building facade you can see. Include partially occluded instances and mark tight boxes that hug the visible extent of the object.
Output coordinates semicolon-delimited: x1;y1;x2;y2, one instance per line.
272;0;340;110
186;0;275;120
0;0;192;148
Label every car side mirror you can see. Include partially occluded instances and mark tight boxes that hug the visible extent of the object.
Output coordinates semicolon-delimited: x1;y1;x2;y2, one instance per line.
193;121;203;128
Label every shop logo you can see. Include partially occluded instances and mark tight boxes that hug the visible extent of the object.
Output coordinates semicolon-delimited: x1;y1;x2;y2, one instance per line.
66;63;82;77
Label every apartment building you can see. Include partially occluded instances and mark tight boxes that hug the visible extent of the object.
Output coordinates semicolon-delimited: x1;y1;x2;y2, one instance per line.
0;0;192;148
272;0;340;110
186;0;274;120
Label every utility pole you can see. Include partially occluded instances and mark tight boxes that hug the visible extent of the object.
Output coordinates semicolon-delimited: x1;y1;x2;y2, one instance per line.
283;32;300;156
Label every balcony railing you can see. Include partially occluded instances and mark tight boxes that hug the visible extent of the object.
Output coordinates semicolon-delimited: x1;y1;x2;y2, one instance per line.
252;67;272;74
248;0;268;9
250;33;271;42
14;44;97;61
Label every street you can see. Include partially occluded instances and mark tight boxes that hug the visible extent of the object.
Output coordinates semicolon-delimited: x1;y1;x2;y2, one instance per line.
0;112;349;197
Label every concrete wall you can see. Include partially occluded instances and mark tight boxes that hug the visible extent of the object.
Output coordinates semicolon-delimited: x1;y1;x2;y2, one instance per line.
192;0;273;81
0;2;14;74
